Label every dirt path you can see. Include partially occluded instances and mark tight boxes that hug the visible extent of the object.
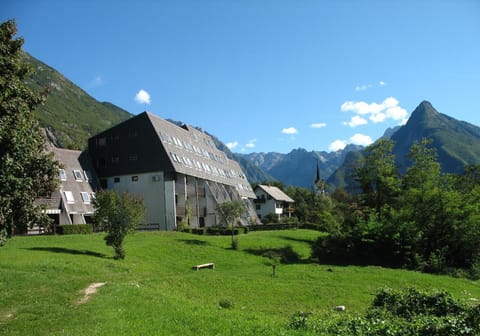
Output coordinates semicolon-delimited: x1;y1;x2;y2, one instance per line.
77;282;106;304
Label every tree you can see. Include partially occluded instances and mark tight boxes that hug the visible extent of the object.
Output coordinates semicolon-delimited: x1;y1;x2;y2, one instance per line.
355;139;400;213
0;20;59;242
93;190;145;259
216;200;245;247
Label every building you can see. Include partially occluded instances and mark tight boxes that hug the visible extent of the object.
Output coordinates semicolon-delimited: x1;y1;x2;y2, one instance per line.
88;112;258;230
36;147;100;228
253;184;294;220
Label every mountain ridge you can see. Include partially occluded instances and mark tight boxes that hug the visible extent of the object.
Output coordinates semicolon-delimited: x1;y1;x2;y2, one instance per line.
25;53;480;190
392;100;480;173
25;52;132;149
236;144;363;188
327;100;480;192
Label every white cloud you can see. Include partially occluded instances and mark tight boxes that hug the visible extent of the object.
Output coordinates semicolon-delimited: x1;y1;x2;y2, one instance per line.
310;122;327;128
349;133;373;146
355;84;372;92
328;133;373;152
226;141;239;150
245;139;256;148
370;112;386;123
355;81;386;92
134;89;151;104
341;97;408;125
386;106;409;124
282;127;298;135
341;100;384;115
329;140;347;151
344;115;368;128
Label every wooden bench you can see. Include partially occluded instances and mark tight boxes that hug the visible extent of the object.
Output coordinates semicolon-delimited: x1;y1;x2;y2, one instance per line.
192;263;215;271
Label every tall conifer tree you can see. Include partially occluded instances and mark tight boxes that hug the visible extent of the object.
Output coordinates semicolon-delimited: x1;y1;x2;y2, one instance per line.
0;20;59;241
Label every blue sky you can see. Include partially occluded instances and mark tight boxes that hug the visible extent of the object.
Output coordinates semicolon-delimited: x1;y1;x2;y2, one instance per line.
2;0;480;153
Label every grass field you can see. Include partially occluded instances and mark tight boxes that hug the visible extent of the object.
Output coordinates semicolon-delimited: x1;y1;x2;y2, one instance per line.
1;229;479;335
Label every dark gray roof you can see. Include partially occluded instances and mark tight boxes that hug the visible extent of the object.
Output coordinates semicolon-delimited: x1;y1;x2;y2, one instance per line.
88;112;256;199
255;185;294;203
146;113;255;198
53;148;99;214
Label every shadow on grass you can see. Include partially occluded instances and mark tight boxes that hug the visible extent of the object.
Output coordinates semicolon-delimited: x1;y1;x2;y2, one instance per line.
24;247;108;258
244;246;307;264
176;239;210;246
280;235;318;246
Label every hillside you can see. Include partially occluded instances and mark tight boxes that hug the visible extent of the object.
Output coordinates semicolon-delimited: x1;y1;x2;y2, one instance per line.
24;52;132;149
392;101;480;173
2;230;478;335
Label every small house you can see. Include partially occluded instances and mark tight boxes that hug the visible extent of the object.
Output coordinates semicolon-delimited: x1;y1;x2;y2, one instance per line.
253;184;294;220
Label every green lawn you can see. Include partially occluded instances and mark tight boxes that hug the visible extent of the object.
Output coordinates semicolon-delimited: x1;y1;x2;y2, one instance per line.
1;230;479;335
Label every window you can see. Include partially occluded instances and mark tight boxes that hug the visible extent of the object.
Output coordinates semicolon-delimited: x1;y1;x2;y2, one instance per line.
131;176;138;182
128;154;138;161
91;192;96;200
80;192;91;203
114;177;120;183
171;152;182;163
73;170;83;181
64;191;75;204
111;156;120;164
59;169;67;181
97;137;106;146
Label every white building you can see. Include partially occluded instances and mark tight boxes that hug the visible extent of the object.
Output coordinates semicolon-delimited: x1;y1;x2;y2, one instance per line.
88;112;258;230
36;147;99;226
253;184;294;220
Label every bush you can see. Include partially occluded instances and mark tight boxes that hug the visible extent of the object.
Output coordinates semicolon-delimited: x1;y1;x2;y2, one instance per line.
249;223;300;231
191;228;206;235
288;311;312;330
187;226;248;236
219;299;234;309
57;224;93;235
287;287;480;336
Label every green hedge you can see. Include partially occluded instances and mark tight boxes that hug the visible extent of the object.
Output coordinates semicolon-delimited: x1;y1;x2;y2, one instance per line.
249;223;300;231
182;226;249;236
57;224;93;235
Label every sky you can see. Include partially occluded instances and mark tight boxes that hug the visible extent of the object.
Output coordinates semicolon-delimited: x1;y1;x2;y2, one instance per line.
2;0;480;154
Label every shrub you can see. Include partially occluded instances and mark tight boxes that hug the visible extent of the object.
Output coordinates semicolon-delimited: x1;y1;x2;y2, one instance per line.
219;299;234;309
57;224;93;235
191;228;206;235
287;287;480;336
288;311;312;330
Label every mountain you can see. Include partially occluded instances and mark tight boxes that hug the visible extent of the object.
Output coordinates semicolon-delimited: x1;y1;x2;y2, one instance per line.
237;145;363;188
24;53;132;149
391;101;480;173
327;101;480;191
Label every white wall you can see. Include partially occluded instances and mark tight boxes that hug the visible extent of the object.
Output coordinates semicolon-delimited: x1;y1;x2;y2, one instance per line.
107;171;168;229
254;189;276;219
